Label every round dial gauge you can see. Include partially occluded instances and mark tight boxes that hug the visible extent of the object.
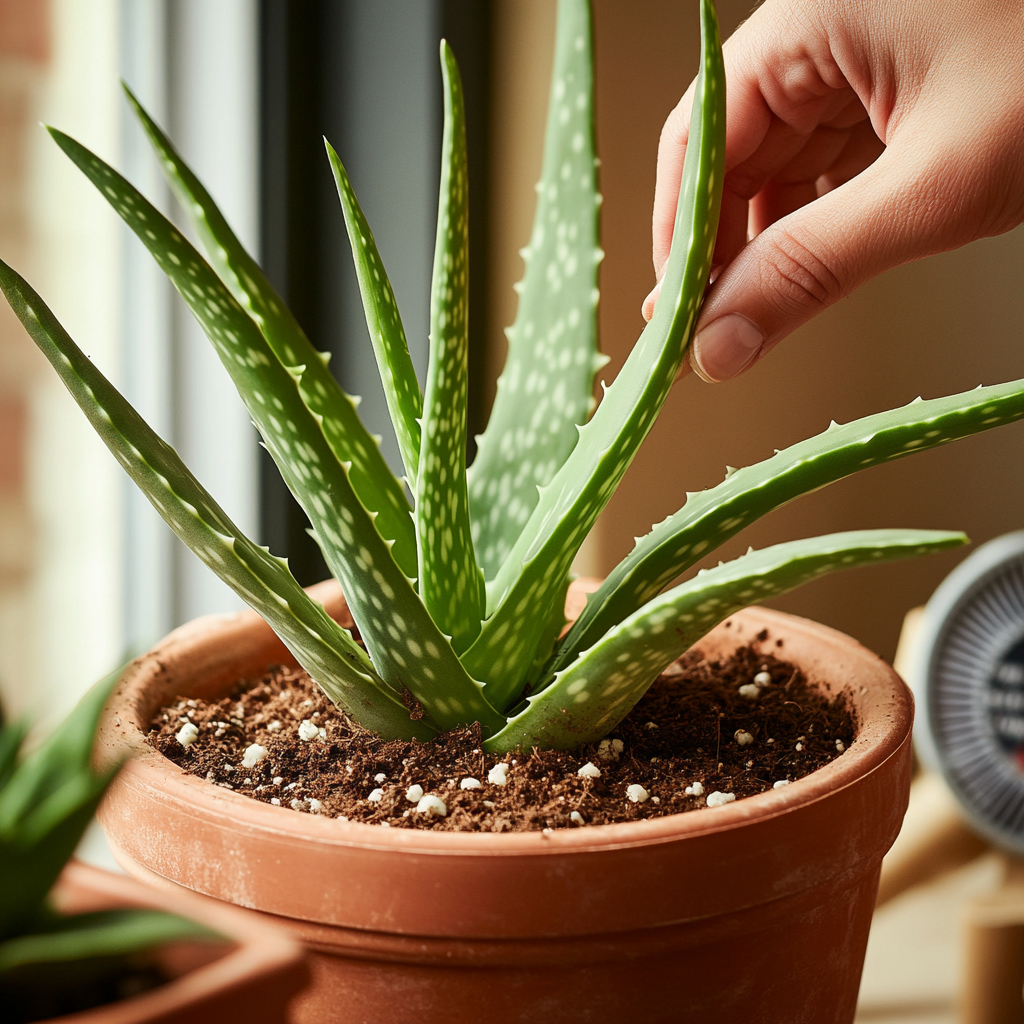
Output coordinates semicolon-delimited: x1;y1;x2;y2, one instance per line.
913;532;1024;854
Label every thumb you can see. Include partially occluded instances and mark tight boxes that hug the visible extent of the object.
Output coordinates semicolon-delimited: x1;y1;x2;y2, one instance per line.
688;148;946;383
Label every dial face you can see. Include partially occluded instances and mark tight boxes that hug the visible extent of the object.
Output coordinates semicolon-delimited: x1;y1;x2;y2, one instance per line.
990;636;1024;765
928;550;1024;851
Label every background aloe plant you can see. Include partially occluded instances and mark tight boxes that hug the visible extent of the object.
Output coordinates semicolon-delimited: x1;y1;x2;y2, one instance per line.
0;672;209;1005
1;0;1023;753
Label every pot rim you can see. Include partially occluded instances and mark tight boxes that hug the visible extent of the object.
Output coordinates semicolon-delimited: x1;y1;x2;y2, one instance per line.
43;861;307;1023
98;597;910;855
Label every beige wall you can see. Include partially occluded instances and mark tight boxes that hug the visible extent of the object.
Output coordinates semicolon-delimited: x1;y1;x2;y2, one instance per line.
489;0;1024;662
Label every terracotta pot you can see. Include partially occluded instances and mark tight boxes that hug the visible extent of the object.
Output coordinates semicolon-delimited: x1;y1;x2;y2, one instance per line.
96;581;913;1024
35;860;308;1023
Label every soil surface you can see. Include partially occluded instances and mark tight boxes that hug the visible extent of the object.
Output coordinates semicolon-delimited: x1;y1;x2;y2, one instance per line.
2;955;168;1023
149;627;856;832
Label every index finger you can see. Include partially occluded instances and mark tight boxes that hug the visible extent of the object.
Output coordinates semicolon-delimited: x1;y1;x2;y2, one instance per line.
651;0;866;289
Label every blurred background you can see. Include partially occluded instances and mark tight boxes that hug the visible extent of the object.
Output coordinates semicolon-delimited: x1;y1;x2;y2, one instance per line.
0;1;1020;1019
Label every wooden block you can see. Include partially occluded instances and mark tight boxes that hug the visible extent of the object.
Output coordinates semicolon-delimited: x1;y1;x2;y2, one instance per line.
961;884;1024;1024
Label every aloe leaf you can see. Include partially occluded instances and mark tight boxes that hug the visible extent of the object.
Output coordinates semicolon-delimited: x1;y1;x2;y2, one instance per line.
467;0;604;580
549;378;1024;679
1;775;113;941
0;670;124;939
40;134;500;731
526;574;574;686
117;91;418;577
462;0;725;711
415;42;486;652
0;668;120;830
325;140;423;486
0;722;25;792
485;529;967;752
0;910;215;973
0;258;439;741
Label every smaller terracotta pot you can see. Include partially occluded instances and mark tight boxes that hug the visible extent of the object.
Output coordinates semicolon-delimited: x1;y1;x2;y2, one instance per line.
35;861;308;1024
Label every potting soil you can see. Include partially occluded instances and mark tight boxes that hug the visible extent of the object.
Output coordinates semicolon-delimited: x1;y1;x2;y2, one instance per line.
148;624;856;832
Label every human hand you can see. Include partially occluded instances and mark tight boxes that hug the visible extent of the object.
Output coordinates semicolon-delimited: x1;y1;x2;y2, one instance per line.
645;0;1024;382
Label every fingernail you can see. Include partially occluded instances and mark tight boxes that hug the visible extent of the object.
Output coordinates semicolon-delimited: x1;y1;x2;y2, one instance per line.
690;314;763;382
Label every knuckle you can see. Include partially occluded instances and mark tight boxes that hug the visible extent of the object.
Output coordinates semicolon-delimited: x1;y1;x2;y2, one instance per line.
911;142;1024;245
758;229;842;315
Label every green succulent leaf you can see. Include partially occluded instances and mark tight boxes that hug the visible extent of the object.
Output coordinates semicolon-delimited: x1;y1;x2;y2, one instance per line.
0;721;27;793
526;574;574;686
0;660;215;972
0;258;438;742
115;92;419;578
416;41;486;652
0;910;216;973
326;140;423;487
486;528;968;752
0;778;113;942
0;670;123;940
462;0;726;711
41;132;500;731
550;378;1024;680
0;669;118;833
467;0;604;581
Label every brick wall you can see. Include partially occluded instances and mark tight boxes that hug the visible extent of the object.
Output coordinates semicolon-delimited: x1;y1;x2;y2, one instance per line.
0;0;50;717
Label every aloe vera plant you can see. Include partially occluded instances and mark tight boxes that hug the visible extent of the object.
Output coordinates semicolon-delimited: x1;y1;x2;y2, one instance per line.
2;0;1023;756
0;672;209;998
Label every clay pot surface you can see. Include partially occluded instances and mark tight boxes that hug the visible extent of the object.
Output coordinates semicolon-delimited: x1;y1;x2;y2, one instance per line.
97;581;913;1024
36;860;307;1023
